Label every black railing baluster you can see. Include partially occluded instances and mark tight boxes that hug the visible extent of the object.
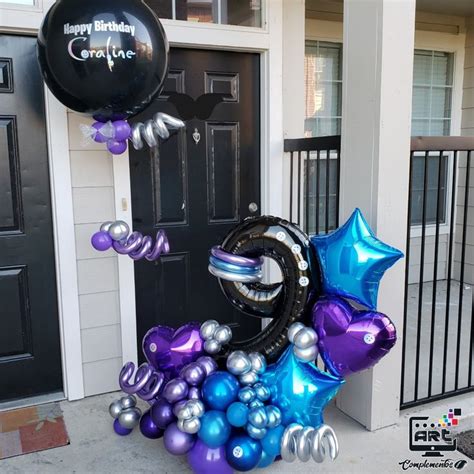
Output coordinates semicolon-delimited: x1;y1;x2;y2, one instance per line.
336;148;341;230
455;150;471;390
401;151;415;406
305;151;310;235
289;151;294;222
316;150;321;234
325;149;330;233
297;151;302;227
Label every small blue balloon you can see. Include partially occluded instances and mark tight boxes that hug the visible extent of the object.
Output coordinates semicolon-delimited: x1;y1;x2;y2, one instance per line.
246;423;267;440
202;371;239;411
248;406;268;429
253;383;271;401
248;399;264;409
238;387;256;404
226;402;249;427
258;450;276;468
198;410;231;448
226;434;262;472
261;425;285;457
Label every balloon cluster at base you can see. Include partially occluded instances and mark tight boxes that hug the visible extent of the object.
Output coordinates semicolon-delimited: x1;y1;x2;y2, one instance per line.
108;209;402;473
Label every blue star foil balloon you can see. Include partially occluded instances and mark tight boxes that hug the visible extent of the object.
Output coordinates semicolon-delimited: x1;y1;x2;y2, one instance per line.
311;208;403;310
261;346;343;427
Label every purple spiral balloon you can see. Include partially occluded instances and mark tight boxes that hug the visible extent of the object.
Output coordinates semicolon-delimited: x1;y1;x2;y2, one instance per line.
119;362;165;402
113;230;170;261
211;246;262;267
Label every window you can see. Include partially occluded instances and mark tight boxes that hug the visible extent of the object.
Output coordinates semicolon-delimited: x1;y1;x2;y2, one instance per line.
410;50;453;227
144;0;263;27
304;41;342;137
304;41;342;234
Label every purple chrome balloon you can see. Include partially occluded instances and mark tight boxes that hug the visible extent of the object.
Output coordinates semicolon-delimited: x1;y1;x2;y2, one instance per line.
163;377;189;403
188;439;233;474
312;296;397;378
92;122;109;143
113;230;169;261
143;323;205;377
151;398;175;429
107;139;128;155
91;231;113;251
211;246;263;267
188;386;201;400
119;362;164;401
113;120;132;141
113;418;132;436
196;356;218;376
163;422;195;455
139;410;163;439
180;362;206;386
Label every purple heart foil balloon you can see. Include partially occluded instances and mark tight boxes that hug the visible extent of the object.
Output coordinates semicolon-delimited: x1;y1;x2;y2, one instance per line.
143;323;205;378
312;296;397;378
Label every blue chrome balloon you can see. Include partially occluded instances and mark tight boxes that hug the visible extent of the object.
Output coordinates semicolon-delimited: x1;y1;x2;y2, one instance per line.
261;346;343;427
226;402;249;427
225;434;262;471
311;208;403;310
261;425;285;457
201;371;239;411
197;410;231;448
209;256;261;275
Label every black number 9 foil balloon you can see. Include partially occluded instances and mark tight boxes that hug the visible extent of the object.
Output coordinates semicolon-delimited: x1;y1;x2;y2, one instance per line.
210;216;321;363
37;0;169;121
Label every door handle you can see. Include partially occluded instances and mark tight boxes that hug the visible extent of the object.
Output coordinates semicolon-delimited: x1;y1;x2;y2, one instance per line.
248;202;258;213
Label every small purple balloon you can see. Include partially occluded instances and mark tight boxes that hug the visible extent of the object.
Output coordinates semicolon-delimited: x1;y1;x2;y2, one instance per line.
188;386;201;400
163;377;189;403
92;122;109;143
151;398;175;429
196;356;218;376
91;231;113;251
113;418;132;436
163;422;195;455
107;139;128;155
113;120;132;141
180;362;206;386
139;410;163;439
188;439;233;474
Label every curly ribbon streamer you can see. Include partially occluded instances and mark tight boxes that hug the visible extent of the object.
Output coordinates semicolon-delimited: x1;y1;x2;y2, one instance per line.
280;423;339;463
113;230;170;261
119;362;165;402
131;112;185;149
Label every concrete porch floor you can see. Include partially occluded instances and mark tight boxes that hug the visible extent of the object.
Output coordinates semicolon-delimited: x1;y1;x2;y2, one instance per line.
1;391;472;474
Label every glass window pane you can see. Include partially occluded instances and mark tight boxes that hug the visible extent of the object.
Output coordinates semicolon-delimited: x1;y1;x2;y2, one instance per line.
144;0;173;19
432;51;453;86
413;50;433;85
222;0;262;27
430;87;452;118
316;43;342;81
412;119;430;136
412;86;431;118
176;0;218;23
430;119;451;136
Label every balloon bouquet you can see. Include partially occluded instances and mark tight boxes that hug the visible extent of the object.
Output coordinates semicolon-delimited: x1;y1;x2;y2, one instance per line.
107;210;402;473
37;0;184;155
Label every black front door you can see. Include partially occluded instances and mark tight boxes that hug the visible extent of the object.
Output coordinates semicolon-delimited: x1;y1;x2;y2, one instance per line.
0;35;62;402
129;48;261;352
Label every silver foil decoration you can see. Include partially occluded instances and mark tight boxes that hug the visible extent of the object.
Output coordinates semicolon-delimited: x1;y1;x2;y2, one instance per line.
280;423;339;463
130;112;185;150
288;323;318;363
200;320;232;355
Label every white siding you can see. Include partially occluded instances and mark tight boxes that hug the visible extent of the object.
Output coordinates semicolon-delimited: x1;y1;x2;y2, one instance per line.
455;16;474;284
68;112;122;396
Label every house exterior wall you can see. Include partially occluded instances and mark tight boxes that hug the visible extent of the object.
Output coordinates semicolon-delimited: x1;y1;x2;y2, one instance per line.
67;114;123;396
455;15;474;284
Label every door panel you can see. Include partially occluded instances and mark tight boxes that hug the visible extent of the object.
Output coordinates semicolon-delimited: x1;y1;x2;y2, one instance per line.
130;48;261;355
0;35;62;401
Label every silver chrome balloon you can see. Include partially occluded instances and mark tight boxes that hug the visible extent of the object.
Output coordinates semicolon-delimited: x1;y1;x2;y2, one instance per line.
109;400;123;419
254;383;271;401
248;399;265;409
280;423;339;463
173;400;188;417
265;405;282;428
203;338;221;355
239;370;259;386
248;406;268;429
247;423;267;440
187;400;205;418
293;345;318;363
182;416;201;434
100;221;114;233
238;387;256;404
293;327;318;349
226;351;252;376
130;113;185;150
200;320;219;340
118;407;142;430
108;220;130;241
208;265;263;283
214;325;232;344
120;395;137;410
248;352;267;374
196;356;218;376
288;322;306;344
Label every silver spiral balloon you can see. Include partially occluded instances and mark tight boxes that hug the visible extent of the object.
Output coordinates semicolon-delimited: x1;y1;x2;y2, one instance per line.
280;423;339;463
119;362;164;402
130;113;185;150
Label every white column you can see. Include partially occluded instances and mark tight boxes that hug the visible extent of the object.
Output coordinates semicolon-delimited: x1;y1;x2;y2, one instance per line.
337;0;416;430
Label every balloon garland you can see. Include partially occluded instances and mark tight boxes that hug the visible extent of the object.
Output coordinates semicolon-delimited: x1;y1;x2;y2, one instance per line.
37;0;185;155
107;209;403;472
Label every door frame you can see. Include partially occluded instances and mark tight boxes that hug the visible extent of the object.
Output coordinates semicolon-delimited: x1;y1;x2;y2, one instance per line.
0;0;285;399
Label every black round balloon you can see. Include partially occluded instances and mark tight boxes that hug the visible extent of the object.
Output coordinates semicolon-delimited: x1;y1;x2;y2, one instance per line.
215;216;321;363
37;0;169;120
